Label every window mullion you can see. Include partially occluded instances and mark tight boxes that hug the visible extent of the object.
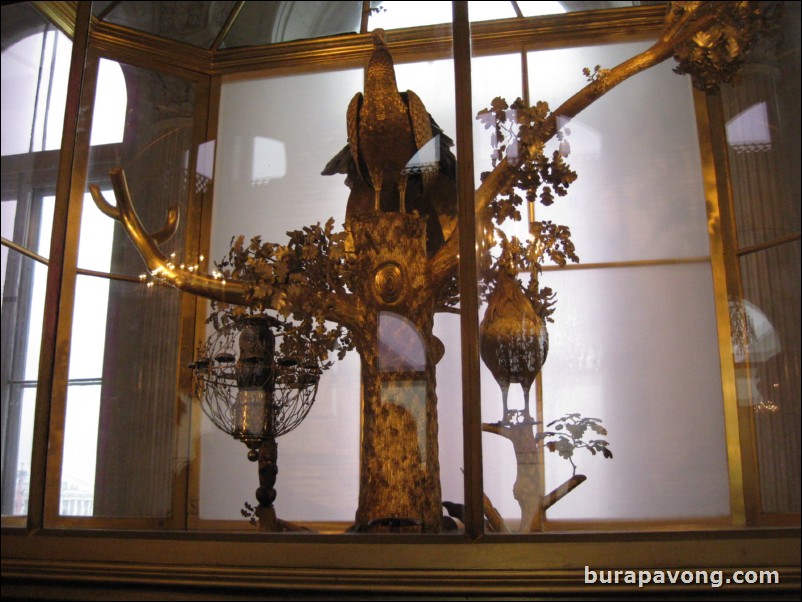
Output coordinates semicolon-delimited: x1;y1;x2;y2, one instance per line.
453;0;484;540
28;0;95;530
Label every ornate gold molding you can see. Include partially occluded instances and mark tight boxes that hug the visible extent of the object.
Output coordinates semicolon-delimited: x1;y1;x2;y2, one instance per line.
31;0;78;38
76;5;667;78
89;21;213;77
213;6;666;76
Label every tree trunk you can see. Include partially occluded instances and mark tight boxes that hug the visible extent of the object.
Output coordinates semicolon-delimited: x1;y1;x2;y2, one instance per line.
349;214;442;533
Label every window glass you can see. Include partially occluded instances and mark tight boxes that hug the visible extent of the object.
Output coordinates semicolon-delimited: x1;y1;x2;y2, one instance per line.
517;1;566;17
1;191;51;519
0;4;67;517
719;1;800;516
2;197;54;514
2;18;128;519
0;254;46;516
60;383;101;516
370;1;454;30
1;28;69;155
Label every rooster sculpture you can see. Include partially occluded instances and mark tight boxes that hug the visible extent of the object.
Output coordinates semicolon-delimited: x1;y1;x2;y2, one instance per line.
322;28;457;256
480;267;548;423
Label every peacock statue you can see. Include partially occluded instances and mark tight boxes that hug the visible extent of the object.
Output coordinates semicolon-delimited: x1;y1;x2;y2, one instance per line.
480;266;548;423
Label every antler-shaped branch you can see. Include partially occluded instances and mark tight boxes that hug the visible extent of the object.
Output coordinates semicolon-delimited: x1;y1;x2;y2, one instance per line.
429;2;727;290
90;167;255;305
91;168;362;332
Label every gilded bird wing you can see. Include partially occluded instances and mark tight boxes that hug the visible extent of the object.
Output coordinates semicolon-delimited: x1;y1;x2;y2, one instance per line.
321;144;351;176
405;90;433;151
347;92;363;180
404;90;436;191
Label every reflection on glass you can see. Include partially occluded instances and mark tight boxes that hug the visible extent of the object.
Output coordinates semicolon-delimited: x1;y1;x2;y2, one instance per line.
380;380;429;463
95;1;239;49
378;312;426;372
222;1;362;47
721;3;800;515
738;245;801;514
251;137;287;186
193;140;216;193
726;102;771;153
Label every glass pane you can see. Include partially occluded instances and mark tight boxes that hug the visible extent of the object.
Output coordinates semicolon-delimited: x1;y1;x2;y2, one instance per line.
95;1;239;49
57;59;199;519
721;2;800;516
369;1;564;30
527;41;710;264
517;1;566;17
370;1;453;30
206;37;462;532
59;273;107;516
1;3;68;518
60;276;182;518
89;59;127;147
87;63;195;278
720;8;801;251
474;37;730;532
472;53;523;188
67;273;110;380
205;67;368;527
23;198;54;382
76;191;115;274
223;1;362;48
539;263;729;522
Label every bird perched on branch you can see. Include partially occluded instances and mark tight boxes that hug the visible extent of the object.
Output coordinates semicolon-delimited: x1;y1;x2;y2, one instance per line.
322;28;457;256
480;267;548;423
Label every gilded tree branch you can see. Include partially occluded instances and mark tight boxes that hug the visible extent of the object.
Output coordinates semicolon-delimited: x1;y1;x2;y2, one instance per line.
90;167;255;306
428;3;722;293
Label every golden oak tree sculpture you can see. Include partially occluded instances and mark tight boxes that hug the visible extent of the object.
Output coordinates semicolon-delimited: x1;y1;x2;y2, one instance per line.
90;2;776;532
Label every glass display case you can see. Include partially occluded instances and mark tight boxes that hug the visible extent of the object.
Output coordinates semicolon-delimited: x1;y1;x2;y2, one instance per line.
2;1;799;598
